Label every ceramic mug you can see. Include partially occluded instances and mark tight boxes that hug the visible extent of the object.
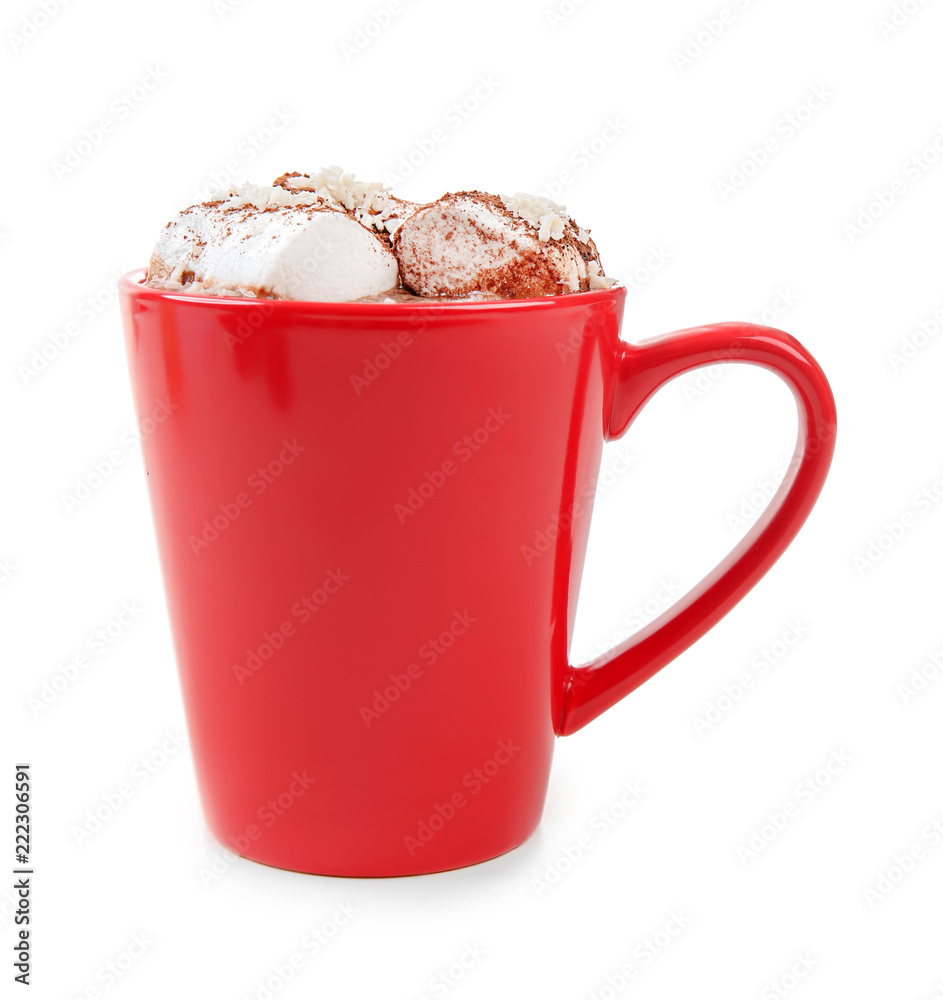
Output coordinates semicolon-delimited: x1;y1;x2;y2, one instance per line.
120;272;836;875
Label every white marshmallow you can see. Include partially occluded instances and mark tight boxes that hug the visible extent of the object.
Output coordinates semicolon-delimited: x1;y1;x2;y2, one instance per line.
147;183;399;302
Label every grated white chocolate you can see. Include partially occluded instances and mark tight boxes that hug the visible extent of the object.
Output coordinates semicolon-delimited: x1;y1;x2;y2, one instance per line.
502;192;571;242
587;260;616;290
224;182;321;210
277;166;414;235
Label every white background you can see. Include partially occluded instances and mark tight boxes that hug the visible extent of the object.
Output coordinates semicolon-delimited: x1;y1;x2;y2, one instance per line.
3;0;943;997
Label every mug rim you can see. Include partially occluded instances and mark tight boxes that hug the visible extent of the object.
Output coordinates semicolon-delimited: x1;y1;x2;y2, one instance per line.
119;269;627;314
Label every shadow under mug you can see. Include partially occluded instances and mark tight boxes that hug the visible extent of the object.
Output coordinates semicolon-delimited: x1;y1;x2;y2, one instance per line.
119;271;836;876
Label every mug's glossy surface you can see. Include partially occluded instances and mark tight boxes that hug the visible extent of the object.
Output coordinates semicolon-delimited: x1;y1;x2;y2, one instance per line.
120;271;835;875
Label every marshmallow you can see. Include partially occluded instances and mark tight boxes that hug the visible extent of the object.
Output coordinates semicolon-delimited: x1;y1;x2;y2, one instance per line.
392;190;610;298
147;179;399;301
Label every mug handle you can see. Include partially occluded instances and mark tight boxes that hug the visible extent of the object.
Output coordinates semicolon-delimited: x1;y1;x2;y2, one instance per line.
556;322;837;736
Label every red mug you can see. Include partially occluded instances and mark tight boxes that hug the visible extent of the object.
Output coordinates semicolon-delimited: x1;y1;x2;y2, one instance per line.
119;270;836;876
